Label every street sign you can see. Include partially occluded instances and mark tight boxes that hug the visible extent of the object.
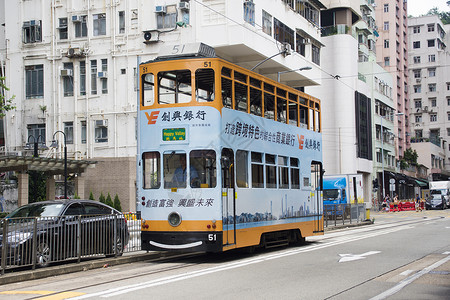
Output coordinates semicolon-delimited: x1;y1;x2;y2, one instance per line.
389;178;395;184
390;184;395;191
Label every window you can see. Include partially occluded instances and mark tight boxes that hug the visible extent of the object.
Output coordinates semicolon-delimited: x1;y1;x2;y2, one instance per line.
262;10;272;36
413;56;421;64
296;33;306;56
290;158;300;189
428;39;435;47
312;44;320;65
23;20;42;43
413;85;421;93
142;73;154;106
157;5;177;29
413;69;421;78
447;128;450;137
243;0;255;26
94;119;108;143
93;13;106;36
251;152;264;188
383;22;389;30
236;150;249;188
80;61;86;95
414;100;422;108
384;4;389;12
384;39;389;48
428;54;435;62
265;154;277;188
428;24;435;32
91;60;97;95
447;83;450;91
27;124;45;144
143;152;160;189
64;122;74;144
119;11;125;34
190;150;216;188
413;26;420;33
195;68;215;102
413;41;420;49
274;18;294;51
58;18;68;40
429;84;436;92
235;78;248;112
158;69;192;104
448;97;450;106
428;68;436;77
415;115;422;123
415;130;423;138
278;156;289;189
384;57;390;66
81;121;86;144
74;15;87;38
25;65;44;98
62;63;73;97
430;114;437;122
101;59;108;94
431;98;437;107
163;152;186;189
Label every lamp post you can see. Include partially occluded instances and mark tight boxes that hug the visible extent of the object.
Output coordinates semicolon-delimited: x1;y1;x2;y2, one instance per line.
26;135;46;157
277;66;312;82
51;131;67;199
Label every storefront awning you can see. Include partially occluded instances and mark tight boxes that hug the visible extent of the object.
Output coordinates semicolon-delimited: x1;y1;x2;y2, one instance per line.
415;179;428;187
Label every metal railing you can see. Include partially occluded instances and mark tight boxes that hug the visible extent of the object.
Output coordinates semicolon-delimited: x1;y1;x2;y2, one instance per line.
1;213;142;274
323;203;366;227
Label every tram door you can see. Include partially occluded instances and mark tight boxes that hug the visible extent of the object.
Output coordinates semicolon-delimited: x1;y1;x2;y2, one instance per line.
221;148;236;245
311;161;324;233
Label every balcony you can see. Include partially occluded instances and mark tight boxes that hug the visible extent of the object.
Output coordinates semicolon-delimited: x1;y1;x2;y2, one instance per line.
410;136;441;147
321;25;352;37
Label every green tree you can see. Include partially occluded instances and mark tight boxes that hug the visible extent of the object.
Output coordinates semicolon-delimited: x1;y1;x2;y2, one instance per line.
99;192;106;204
400;148;418;170
105;193;114;207
426;7;450;25
89;191;95;200
0;76;16;118
28;171;47;203
113;194;122;212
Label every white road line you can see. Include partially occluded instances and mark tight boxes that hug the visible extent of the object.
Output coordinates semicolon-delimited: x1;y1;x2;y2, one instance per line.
70;225;413;299
369;254;450;300
399;270;414;276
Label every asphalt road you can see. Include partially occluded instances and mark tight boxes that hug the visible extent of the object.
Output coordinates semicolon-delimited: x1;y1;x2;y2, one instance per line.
0;209;449;300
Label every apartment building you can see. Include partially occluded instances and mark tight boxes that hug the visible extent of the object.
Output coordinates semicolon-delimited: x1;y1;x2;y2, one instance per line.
0;0;325;210
374;0;409;160
408;15;450;180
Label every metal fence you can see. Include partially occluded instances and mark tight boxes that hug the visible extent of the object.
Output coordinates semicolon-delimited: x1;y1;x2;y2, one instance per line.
323;203;366;227
1;213;142;274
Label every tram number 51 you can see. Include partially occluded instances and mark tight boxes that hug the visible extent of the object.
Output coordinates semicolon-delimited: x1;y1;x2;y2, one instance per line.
208;234;217;242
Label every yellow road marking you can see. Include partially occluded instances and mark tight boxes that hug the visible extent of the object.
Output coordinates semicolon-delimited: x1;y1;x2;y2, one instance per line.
0;291;54;295
39;292;86;300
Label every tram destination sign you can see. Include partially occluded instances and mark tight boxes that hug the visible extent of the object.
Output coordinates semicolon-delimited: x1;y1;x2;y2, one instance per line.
162;128;186;141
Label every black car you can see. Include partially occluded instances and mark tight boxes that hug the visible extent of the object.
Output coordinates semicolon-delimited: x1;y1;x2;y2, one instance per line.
0;200;129;268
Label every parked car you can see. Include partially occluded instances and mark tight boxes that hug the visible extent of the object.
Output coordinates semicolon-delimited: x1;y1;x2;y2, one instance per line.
0;200;129;268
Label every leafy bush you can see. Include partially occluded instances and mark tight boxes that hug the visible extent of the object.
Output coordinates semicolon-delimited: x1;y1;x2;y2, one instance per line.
113;194;122;212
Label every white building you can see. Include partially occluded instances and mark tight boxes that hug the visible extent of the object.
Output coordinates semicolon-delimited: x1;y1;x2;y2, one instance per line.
408;15;450;180
1;0;326;210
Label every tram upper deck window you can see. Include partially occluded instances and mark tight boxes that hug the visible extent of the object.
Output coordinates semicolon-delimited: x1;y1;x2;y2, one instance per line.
266;154;277;189
289;102;298;126
236;150;249;188
158;70;192;104
250;87;262;116
190;150;216;188
142;73;154;106
143;151;160;189
251;152;264;188
235;82;248;112
221;77;232;109
277;96;287;123
264;83;275;120
195;69;215;103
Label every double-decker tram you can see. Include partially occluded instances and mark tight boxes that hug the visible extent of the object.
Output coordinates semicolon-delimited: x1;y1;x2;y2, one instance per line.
137;43;323;252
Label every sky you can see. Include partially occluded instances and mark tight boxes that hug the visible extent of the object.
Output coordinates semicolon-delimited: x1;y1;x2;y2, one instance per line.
407;0;449;17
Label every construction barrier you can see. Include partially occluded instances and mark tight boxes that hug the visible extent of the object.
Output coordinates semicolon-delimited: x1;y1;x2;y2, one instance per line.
389;200;423;212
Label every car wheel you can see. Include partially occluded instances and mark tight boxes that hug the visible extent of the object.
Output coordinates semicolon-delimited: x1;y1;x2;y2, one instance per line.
36;240;51;267
107;235;124;257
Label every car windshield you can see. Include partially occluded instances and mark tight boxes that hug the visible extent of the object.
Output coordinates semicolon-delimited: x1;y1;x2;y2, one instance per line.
7;203;65;218
323;189;340;201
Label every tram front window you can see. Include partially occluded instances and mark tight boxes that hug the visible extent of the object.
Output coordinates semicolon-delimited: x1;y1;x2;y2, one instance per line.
164;152;188;189
190;150;216;188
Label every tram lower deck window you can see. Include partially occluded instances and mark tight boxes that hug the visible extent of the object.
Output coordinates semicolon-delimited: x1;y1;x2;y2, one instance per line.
143;151;160;189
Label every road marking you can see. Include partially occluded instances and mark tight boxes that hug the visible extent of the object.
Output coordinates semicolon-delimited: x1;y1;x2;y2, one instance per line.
39;292;86;300
399;270;414;276
0;291;54;295
369;254;450;300
443;251;450;255
71;225;413;299
338;251;381;263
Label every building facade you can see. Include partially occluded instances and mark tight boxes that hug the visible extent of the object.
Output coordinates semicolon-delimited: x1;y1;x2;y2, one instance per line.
1;0;326;210
408;15;450;180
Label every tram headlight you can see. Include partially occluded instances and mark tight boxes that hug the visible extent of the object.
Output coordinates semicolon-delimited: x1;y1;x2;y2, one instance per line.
168;212;182;227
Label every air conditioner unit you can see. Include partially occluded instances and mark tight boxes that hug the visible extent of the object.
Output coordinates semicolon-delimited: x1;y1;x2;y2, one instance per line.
155;5;166;14
67;47;80;58
416;78;421;83
95;120;108;127
143;30;160;43
60;69;73;77
97;71;108;78
423;106;428;112
179;2;190;10
282;43;292;56
72;15;82;22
